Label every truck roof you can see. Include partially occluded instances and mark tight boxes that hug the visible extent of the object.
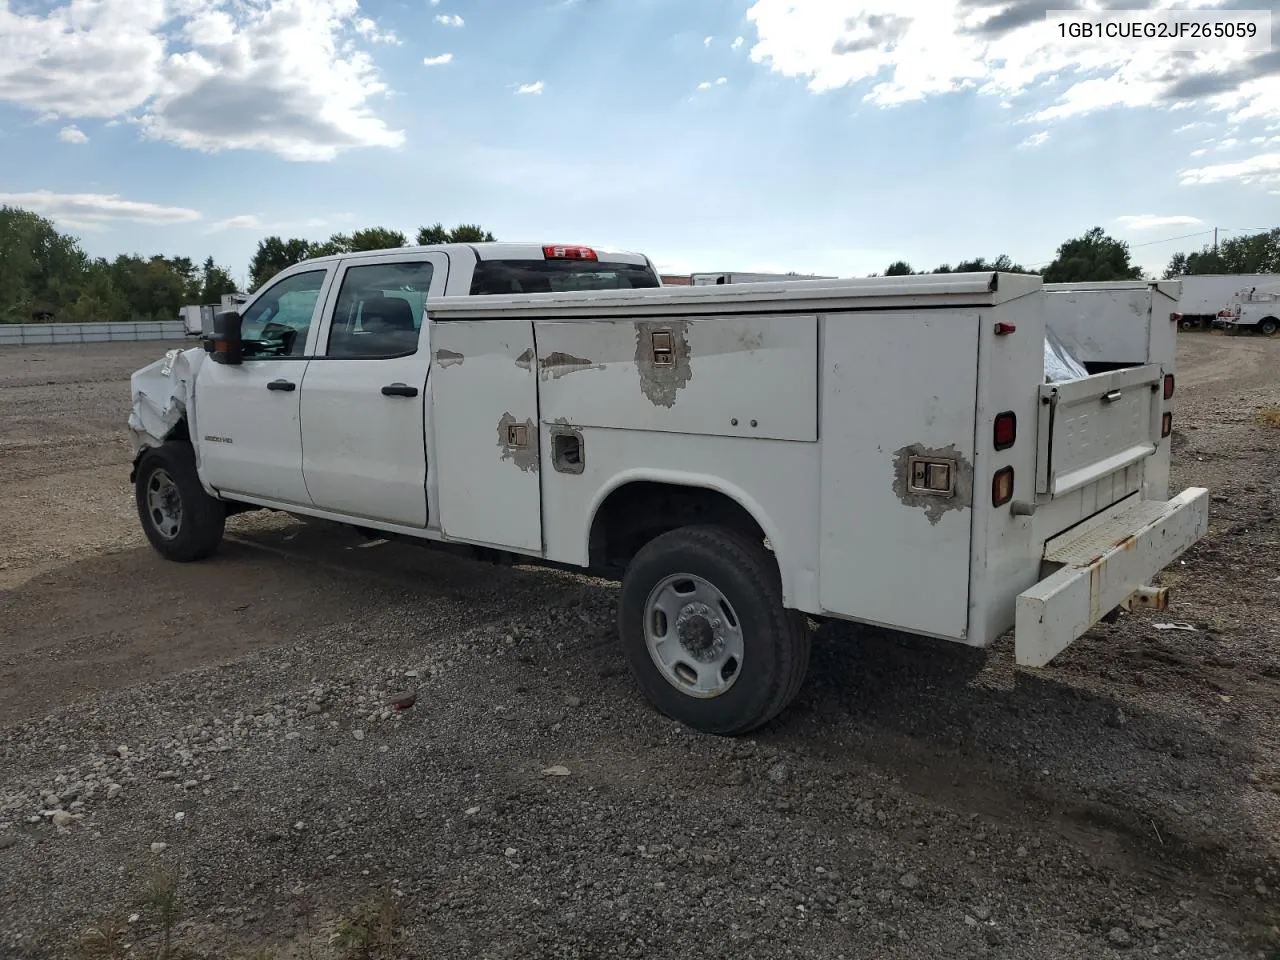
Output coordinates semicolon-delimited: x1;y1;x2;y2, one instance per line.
292;242;653;269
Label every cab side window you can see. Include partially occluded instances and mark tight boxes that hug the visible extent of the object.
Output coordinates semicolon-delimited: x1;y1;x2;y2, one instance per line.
239;270;327;358
325;261;435;359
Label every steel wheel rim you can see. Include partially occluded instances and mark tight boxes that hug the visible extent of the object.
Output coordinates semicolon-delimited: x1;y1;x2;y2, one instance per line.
643;573;745;699
146;468;183;540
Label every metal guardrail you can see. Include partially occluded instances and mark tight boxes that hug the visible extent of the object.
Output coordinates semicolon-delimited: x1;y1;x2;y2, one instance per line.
0;321;190;346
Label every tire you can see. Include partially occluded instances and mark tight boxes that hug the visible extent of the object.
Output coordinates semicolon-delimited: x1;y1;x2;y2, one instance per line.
134;441;226;562
1259;317;1278;337
1179;319;1193;331
617;524;811;736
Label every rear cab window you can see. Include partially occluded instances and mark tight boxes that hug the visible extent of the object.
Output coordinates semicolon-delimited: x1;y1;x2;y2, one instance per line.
469;259;660;296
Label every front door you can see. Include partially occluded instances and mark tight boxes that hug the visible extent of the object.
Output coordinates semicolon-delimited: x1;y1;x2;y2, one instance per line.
298;251;448;527
194;266;332;505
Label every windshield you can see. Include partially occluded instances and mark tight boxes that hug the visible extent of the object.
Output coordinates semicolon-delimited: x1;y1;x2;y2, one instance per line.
469;259;659;296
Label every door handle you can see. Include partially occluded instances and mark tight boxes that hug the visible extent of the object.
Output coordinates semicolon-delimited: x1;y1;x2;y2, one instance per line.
381;383;419;397
267;379;296;392
1102;390;1123;403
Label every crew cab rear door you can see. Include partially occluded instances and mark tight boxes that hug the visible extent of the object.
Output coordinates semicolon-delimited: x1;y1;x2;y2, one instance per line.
298;250;448;527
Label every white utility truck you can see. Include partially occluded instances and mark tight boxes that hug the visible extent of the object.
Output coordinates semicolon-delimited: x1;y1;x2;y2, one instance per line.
128;245;1208;735
1219;285;1280;336
1169;273;1278;330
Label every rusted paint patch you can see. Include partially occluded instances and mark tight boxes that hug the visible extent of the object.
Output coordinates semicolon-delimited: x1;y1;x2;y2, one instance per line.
890;443;973;526
514;347;535;371
435;348;464;368
540;351;604;380
496;412;539;473
634;319;692;408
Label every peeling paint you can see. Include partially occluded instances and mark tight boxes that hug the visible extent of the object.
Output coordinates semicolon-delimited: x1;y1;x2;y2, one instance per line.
435;348;465;368
514;347;535;371
890;443;973;526
540;351;604;380
634;319;692;408
496;411;539;473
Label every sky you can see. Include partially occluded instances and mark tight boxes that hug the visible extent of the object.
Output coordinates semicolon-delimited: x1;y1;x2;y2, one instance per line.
0;0;1277;288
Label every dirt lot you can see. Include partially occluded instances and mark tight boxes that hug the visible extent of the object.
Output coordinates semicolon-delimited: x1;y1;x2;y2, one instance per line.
1;335;1278;959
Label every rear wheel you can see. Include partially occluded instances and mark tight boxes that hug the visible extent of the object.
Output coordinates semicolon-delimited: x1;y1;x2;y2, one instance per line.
618;525;810;735
1258;316;1278;337
135;442;226;561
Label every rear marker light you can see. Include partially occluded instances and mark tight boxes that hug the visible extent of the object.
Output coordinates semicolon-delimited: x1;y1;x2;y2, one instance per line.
543;244;597;261
993;411;1017;450
1163;374;1175;400
992;467;1014;507
994;322;1016;335
1170;312;1182;322
1162;412;1172;437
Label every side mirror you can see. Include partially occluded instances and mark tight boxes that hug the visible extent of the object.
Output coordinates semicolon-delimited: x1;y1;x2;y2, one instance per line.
204;310;243;365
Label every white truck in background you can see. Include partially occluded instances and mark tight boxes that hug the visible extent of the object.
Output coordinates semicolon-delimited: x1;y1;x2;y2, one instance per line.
128;250;1207;736
1218;285;1280;336
179;294;250;336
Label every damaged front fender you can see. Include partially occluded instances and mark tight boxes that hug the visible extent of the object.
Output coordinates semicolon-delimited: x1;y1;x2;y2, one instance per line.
127;346;206;469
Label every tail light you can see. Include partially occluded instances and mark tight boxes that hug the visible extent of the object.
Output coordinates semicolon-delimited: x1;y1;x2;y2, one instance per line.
992;467;1014;507
1163;374;1174;400
993;322;1016;335
1162;412;1172;437
993;411;1016;450
1170;312;1182;323
543;245;597;261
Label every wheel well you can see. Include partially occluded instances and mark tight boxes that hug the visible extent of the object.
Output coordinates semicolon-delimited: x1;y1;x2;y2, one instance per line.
588;481;768;576
129;418;192;481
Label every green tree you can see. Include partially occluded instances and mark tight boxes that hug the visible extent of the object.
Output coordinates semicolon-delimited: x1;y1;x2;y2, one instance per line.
349;227;407;251
415;222;496;245
884;260;915;276
198;256;239;303
1167;229;1280;276
0;205;90;322
248;236;313;290
1041;227;1143;283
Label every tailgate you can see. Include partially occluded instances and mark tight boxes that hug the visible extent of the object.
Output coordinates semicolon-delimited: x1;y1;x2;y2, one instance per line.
1036;363;1162;498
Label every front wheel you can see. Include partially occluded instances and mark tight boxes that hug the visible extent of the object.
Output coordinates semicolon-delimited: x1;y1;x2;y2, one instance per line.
134;442;226;562
1258;317;1278;337
618;525;810;736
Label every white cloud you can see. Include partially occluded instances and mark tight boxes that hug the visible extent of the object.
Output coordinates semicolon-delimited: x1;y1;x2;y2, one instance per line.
1179;152;1280;188
697;77;729;91
1190;148;1208;157
1115;214;1203;231
745;0;1280;162
58;124;88;144
423;53;453;66
0;0;405;161
0;190;200;230
515;81;544;96
732;36;744;50
208;214;264;232
1173;121;1211;134
354;16;400;44
435;14;464;26
1018;130;1049;148
704;36;713;47
1216;137;1240;150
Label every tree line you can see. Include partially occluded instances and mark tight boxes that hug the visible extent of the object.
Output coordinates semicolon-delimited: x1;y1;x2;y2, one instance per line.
870;225;1280;283
2;203;1276;325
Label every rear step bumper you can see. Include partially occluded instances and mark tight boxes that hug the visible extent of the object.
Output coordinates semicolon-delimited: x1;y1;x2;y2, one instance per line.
1014;487;1210;667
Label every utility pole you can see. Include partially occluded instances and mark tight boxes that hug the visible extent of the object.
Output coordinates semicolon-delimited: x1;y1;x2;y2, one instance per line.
1213;227;1218;252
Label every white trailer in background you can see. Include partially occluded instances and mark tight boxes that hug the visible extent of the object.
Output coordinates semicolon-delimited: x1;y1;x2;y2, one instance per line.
1171;273;1278;329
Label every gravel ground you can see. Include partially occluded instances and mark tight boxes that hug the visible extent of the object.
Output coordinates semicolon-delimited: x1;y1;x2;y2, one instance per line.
0;334;1278;960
